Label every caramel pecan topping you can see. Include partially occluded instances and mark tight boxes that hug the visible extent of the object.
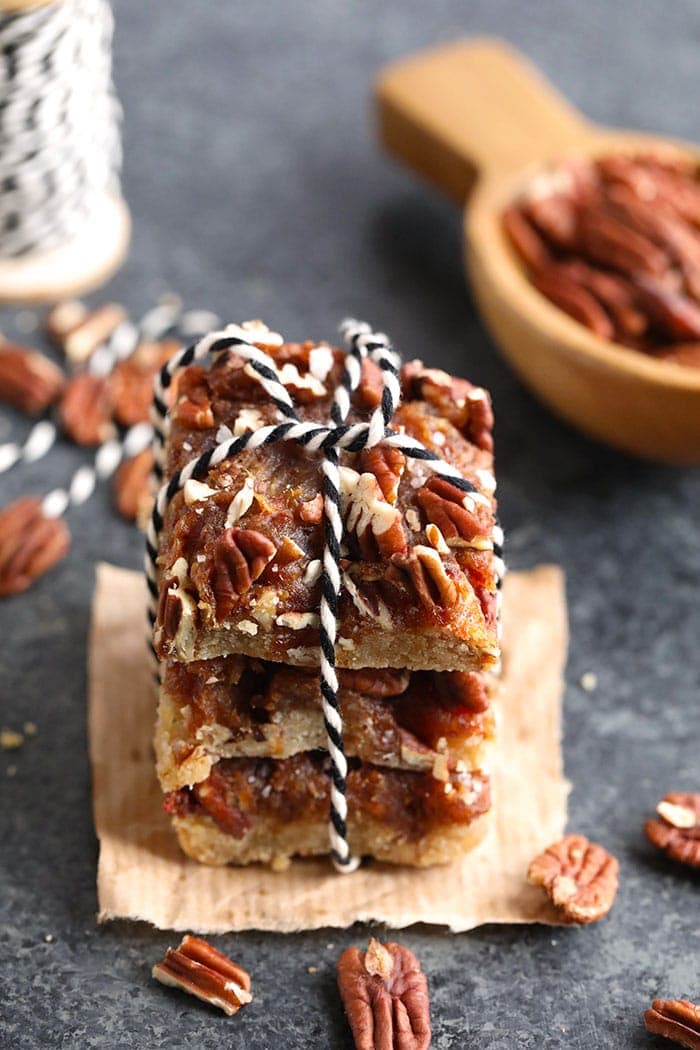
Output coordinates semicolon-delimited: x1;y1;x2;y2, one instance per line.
0;497;70;596
152;934;252;1017
644;793;700;868
211;527;276;619
339;667;410;697
390;545;458;611
337;938;431;1050
358;445;406;505
400;361;494;451
527;834;619;924
299;492;323;523
59;373;114;445
111;339;180;427
0;343;64;416
645;999;700;1049
356;356;384;408
113;449;153;522
417;476;491;543
340;468;407;559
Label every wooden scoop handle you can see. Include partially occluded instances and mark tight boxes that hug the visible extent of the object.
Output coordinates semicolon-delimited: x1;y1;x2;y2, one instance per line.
377;38;596;204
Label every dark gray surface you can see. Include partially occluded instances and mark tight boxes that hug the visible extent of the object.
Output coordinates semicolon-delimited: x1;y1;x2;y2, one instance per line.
1;2;698;1047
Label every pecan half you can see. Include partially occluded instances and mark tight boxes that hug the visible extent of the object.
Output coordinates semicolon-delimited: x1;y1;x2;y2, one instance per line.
644;793;700;868
533;264;615;340
527;834;619;924
0;497;70;596
113;449;154;522
58;373;114;445
358;446;405;505
340;468;407;559
356;357;384;408
390;545;458;611
0;343;65;415
152;934;252;1017
111;339;180;427
211;527;276;619
645;999;700;1049
502;203;551;272
337;938;431;1050
417;475;491;544
339;667;410;697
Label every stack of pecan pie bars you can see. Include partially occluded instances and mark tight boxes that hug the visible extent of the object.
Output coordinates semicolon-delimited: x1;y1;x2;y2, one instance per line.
153;327;501;868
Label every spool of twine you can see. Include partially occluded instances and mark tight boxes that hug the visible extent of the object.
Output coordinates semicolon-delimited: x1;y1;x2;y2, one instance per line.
0;0;130;301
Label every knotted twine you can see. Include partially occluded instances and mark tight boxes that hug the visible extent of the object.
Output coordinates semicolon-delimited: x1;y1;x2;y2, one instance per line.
146;320;504;872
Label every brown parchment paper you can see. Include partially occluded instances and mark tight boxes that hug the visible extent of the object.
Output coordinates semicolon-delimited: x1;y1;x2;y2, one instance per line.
89;562;569;933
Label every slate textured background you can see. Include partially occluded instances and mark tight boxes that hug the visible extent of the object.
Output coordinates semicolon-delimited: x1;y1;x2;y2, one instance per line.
0;2;698;1047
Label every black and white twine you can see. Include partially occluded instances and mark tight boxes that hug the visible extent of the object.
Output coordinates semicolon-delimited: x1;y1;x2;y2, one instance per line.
146;320;505;872
0;0;121;257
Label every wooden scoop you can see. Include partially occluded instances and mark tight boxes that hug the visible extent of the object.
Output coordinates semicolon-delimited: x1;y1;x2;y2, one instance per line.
377;38;700;464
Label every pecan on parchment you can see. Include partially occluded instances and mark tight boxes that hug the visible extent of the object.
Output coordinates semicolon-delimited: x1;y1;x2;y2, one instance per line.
113;448;154;522
527;834;619;924
644;793;700;869
153;934;252;1017
58;373;114;445
211;527;276;619
0;343;65;416
337;938;431;1050
645;999;700;1050
0;497;70;596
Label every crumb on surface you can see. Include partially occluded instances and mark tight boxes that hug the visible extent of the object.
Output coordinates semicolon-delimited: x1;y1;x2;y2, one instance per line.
580;672;597;692
307;965;318;974
44;934;54;943
7;765;17;777
1;728;24;750
23;721;37;737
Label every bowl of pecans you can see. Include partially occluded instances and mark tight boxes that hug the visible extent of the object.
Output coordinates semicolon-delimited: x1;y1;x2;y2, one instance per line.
378;38;700;463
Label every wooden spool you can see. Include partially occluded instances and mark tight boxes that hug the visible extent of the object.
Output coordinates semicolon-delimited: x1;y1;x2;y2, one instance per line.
0;0;130;303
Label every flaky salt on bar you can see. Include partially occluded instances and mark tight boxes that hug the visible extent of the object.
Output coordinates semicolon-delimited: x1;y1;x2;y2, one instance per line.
153;339;500;672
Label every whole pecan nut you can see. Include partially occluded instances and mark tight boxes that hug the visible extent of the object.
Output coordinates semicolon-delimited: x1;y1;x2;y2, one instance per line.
527;834;619;924
417;476;491;543
59;373;114;446
153;934;252;1017
113;448;154;522
358;445;406;505
389;545;459;611
0;343;65;416
645;999;700;1050
644;793;700;868
0;497;70;596
337;938;431;1050
211;527;276;619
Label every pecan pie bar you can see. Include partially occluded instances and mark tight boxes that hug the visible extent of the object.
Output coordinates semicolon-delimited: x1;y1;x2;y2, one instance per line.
156;656;496;790
153;341;500;672
163;753;492;868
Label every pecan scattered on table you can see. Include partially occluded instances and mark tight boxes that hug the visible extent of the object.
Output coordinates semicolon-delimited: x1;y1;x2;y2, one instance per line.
0;497;70;596
152;934;252;1016
644;793;700;868
113;448;154;522
0;343;64;415
503;151;700;362
58;373;114;445
644;998;700;1049
337;938;431;1050
527;834;619;924
110;339;180;427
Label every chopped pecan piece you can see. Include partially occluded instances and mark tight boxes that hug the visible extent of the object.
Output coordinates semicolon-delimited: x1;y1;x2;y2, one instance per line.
358;445;406;505
299;492;323;524
111;339;180;427
0;343;65;416
645;999;700;1049
644;793;700;868
212;528;276;619
400;361;494;451
337;938;431;1050
0;497;70;596
340;468;407;559
527;834;619;924
152;934;252;1017
417;476;491;543
356;357;384;408
390;545;458;610
47;301;127;365
59;373;114;445
113;449;153;522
